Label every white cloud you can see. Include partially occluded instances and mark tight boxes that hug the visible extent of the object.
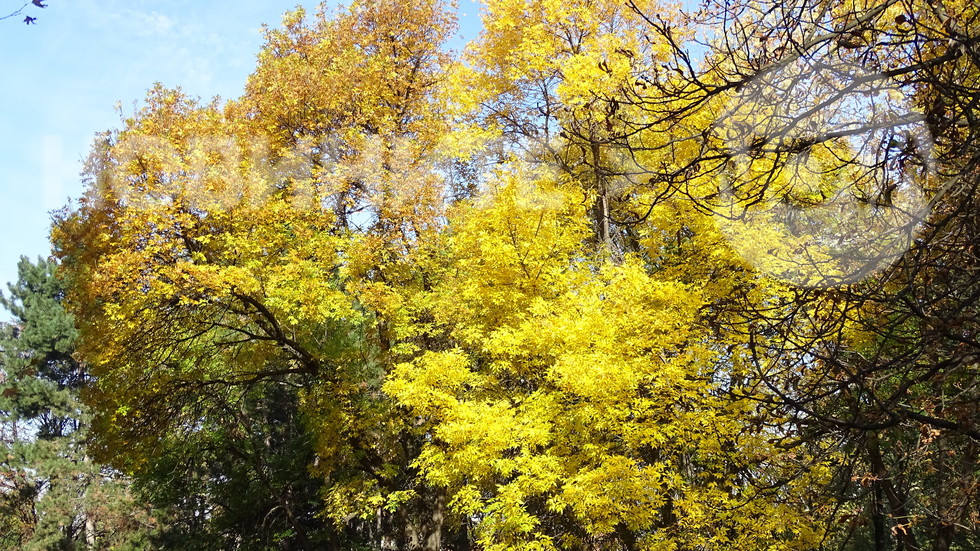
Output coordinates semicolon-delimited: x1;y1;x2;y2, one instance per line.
135;11;176;36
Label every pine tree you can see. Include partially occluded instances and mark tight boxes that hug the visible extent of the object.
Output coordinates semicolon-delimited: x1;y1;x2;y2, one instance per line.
0;256;156;551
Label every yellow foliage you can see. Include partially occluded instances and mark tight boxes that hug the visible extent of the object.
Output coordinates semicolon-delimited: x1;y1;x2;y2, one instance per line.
52;0;860;547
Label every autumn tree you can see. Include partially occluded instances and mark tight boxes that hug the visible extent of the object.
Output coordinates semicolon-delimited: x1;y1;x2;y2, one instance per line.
392;0;979;547
53;1;479;549
367;0;849;548
50;0;980;549
569;0;980;548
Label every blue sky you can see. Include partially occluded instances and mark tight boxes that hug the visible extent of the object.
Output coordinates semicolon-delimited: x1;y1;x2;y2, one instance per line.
0;0;480;302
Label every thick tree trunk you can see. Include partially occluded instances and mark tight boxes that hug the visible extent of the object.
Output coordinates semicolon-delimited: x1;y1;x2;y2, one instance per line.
420;487;445;551
393;485;446;551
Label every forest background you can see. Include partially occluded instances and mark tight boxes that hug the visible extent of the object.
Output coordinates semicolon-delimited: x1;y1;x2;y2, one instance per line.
2;0;979;550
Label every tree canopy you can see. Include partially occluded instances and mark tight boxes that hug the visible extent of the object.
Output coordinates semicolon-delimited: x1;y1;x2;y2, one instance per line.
45;0;980;549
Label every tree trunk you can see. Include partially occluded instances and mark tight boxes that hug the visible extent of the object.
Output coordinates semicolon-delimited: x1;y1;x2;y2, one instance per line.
871;480;887;551
420;487;444;551
590;141;611;250
866;432;920;551
84;515;97;549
